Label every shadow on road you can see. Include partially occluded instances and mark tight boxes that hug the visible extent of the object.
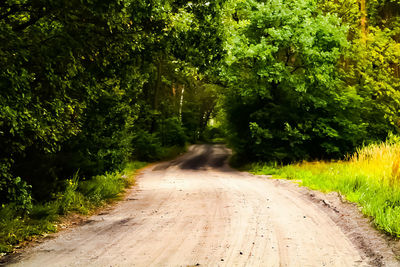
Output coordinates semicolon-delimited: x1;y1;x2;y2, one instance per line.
152;144;232;172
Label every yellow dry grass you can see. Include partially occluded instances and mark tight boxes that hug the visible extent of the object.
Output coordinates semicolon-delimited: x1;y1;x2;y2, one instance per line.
351;142;400;186
292;141;400;188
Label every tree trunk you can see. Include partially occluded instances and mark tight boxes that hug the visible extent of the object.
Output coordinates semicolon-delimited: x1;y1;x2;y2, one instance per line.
360;0;368;44
179;84;185;121
154;59;162;111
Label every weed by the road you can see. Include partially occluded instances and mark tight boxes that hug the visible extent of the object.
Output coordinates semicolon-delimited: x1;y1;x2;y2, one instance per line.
0;161;147;254
248;141;400;237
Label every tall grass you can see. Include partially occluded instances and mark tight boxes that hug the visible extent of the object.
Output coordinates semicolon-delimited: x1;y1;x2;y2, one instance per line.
0;161;147;254
249;141;400;237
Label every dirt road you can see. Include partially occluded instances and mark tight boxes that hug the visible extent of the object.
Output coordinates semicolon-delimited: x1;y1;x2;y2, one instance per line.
6;145;399;266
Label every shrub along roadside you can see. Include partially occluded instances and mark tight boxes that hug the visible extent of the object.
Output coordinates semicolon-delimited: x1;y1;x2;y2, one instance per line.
246;141;400;237
0;161;147;254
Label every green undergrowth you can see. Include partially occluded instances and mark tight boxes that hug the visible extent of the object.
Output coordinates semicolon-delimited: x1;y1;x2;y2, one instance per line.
247;143;400;237
0;161;147;254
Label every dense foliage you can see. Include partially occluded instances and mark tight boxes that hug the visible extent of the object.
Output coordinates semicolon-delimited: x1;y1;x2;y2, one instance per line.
221;0;400;163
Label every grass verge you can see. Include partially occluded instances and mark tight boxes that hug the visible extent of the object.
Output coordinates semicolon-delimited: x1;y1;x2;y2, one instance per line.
0;161;147;254
246;141;400;237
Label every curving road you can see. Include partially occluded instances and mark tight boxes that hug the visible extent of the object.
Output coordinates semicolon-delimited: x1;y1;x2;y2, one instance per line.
6;145;398;266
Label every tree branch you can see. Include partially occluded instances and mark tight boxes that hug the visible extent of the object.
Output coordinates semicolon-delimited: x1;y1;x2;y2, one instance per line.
290;65;307;74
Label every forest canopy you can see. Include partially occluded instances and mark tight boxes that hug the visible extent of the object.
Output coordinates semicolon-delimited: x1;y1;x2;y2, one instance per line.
1;0;399;208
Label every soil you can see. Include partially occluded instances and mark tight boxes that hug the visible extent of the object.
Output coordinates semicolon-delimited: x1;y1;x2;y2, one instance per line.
2;144;399;266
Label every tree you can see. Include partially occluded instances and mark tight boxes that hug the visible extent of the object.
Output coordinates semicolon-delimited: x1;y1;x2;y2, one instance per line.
320;0;400;140
221;0;367;162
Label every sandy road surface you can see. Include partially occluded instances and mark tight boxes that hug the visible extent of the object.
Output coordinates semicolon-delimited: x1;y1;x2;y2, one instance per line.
5;145;399;266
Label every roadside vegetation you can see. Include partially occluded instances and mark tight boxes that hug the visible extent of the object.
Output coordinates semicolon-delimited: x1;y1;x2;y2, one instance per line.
247;138;400;237
0;161;147;254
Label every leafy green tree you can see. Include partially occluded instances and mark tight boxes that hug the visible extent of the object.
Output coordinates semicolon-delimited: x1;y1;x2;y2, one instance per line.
0;0;136;205
320;0;400;140
221;0;367;162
